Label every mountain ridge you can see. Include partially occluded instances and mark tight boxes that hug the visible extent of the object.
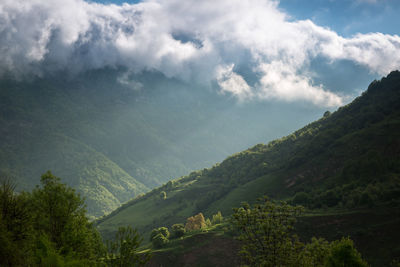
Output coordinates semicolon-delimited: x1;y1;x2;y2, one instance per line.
96;71;400;253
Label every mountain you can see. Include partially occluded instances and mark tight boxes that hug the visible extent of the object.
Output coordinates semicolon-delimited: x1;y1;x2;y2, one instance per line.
0;69;322;217
96;71;400;265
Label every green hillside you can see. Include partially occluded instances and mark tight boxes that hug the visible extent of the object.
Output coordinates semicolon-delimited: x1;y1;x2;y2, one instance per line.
0;69;320;217
96;71;400;265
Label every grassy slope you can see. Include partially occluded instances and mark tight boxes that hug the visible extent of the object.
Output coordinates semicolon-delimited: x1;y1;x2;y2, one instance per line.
97;71;400;265
145;223;240;267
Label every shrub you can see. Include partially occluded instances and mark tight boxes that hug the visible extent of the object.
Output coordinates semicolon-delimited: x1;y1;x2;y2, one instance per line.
150;227;170;241
326;237;368;267
211;211;223;224
160;191;167;200
185;213;206;231
171;224;185;238
152;233;169;249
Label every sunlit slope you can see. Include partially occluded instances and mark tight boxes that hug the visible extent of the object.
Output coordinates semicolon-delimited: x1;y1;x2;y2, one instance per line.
0;124;148;217
97;71;400;238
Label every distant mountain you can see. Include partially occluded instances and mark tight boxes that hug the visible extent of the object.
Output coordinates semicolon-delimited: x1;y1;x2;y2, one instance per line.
96;71;400;264
0;69;321;217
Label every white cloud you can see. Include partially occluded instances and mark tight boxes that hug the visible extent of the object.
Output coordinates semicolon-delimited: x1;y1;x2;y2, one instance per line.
257;62;343;107
216;64;252;100
0;0;400;106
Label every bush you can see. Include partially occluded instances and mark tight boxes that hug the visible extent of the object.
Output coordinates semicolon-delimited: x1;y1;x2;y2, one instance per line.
211;211;223;224
326;237;368;267
185;213;206;231
171;224;185;238
160;191;167;200
152;233;169;248
150;227;170;241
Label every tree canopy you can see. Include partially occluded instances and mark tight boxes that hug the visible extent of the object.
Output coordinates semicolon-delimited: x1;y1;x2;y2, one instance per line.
0;172;150;266
232;197;368;267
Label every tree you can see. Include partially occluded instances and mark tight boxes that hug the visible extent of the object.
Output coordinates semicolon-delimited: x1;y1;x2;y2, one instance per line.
171;224;185;238
185;213;206;231
152;233;169;248
106;226;151;266
0;179;34;266
298;237;331;267
326;237;368;267
31;171;104;261
324;111;332;117
160;191;167;200
205;218;212;227
232;197;304;266
232;197;368;267
150;227;170;241
150;227;170;248
212;211;224;224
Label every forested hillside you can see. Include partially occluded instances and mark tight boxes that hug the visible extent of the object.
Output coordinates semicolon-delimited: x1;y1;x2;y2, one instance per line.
0;69;320;217
97;71;400;265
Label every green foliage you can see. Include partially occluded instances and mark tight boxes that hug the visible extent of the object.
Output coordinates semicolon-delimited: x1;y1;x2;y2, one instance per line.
150;227;170;241
326;237;368;267
171;224;185;238
232;198;369;267
31;171;103;260
324;111;332;117
105;226;151;266
160;191;167;200
34;235;88;267
0;178;34;266
298;237;331;267
212;211;224;224
97;72;400;265
152;233;169;248
150;227;171;248
0;172;107;266
232;197;304;266
185;213;206;231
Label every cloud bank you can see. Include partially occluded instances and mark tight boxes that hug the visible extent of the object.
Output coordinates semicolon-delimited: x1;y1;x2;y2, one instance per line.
1;0;400;106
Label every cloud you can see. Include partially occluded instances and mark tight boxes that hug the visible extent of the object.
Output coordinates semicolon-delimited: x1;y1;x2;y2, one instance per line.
216;64;252;100
0;0;400;106
257;62;343;107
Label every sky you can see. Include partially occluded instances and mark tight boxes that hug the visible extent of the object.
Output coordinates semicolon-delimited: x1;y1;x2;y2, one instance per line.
1;0;400;108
